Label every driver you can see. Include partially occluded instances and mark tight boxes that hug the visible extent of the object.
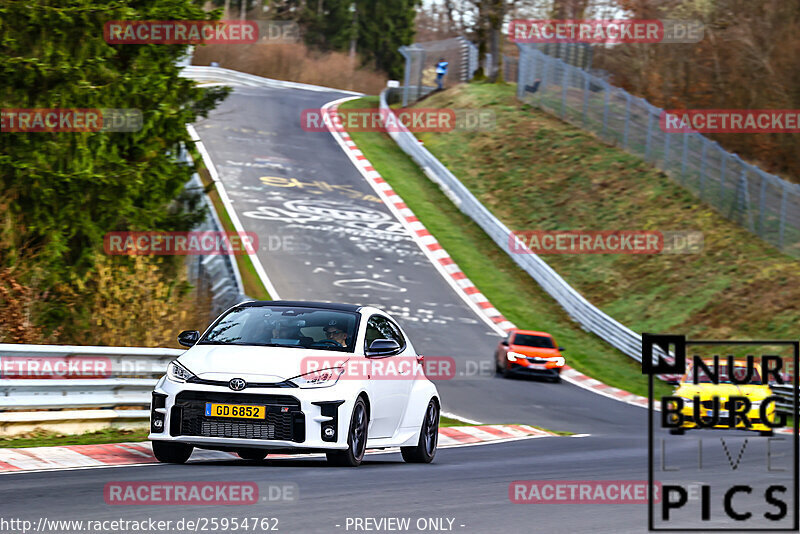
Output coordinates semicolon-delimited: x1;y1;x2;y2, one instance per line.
323;323;348;348
272;320;312;346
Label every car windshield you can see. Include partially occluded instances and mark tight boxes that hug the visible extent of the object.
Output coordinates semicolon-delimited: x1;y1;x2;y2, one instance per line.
512;334;555;349
689;364;762;385
198;305;358;352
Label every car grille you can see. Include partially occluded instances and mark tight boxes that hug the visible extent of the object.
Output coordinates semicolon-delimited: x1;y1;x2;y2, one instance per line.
171;391;305;442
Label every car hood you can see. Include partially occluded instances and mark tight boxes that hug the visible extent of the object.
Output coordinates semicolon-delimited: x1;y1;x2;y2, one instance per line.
177;345;352;382
508;345;561;358
675;383;772;400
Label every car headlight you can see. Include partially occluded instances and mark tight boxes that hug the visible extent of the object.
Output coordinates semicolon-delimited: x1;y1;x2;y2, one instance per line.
290;367;345;389
167;360;196;383
543;356;565;368
507;351;525;362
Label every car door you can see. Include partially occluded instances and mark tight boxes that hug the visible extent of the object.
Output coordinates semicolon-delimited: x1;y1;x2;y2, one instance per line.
364;315;414;439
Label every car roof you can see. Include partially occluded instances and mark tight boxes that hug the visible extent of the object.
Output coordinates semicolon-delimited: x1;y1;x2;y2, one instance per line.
512;329;553;337
238;300;363;313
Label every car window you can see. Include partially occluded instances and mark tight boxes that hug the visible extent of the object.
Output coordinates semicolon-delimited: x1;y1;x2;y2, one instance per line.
512;334;555;349
200;305;358;352
364;315;405;353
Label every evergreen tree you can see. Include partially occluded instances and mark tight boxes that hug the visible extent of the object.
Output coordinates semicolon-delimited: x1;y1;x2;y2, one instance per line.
0;0;229;282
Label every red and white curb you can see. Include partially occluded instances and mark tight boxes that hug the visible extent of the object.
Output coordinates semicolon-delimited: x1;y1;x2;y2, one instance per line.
0;425;554;474
321;98;654;411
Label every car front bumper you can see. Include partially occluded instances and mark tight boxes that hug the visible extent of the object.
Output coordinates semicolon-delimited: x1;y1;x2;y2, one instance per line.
148;376;358;451
507;362;562;379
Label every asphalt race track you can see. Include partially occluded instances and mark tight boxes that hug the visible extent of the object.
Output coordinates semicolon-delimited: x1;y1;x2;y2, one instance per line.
191;84;643;436
2;83;796;534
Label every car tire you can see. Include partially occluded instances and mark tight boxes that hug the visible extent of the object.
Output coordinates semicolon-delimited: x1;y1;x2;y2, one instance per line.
495;354;503;374
401;400;439;464
669;428;686;435
551;374;561;384
152;441;193;464
502;363;513;378
326;398;368;467
759;430;774;437
237;449;268;461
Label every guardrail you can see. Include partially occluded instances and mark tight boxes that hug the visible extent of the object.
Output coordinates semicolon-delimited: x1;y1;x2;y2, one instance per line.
771;385;798;417
0;344;181;435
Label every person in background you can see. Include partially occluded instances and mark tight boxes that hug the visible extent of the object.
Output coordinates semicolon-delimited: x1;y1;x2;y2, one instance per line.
435;57;449;90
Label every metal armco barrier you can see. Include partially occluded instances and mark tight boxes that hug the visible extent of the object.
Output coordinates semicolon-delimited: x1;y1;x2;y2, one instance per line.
771;385;799;416
0;344;181;434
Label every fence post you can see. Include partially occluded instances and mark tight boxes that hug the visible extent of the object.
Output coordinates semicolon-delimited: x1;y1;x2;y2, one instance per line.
758;174;767;237
601;83;610;138
645;107;654;161
399;46;412;107
719;149;728;206
416;48;426;100
680;131;689;185
561;65;568;118
582;71;589;127
699;138;708;200
622;93;631;149
516;44;527;99
779;183;787;250
663;130;671;171
737;167;754;231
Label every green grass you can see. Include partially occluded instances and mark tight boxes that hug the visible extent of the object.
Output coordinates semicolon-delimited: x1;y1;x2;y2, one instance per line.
409;84;800;345
0;420;566;448
0;428;149;448
340;96;671;399
439;416;476;427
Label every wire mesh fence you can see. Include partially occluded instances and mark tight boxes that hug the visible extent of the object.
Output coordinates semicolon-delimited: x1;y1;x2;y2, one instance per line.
516;45;800;257
399;36;478;106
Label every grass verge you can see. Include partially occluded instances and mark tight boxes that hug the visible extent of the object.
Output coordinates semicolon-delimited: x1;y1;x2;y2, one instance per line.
0;428;149;448
340;96;671;399
0;420;567;447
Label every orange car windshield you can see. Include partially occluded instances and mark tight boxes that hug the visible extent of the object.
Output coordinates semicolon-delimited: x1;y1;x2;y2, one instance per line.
513;334;555;349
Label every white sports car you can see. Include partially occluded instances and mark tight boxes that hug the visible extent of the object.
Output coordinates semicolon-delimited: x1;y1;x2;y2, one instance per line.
149;300;440;467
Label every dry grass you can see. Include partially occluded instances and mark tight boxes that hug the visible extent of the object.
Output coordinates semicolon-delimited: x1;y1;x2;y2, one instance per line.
193;42;388;94
0;193;212;347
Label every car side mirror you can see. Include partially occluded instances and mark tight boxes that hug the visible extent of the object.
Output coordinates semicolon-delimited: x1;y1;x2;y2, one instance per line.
366;339;400;357
501;340;509;346
178;330;200;347
558;346;565;351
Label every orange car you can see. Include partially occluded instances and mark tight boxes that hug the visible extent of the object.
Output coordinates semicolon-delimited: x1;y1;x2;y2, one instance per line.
495;329;565;382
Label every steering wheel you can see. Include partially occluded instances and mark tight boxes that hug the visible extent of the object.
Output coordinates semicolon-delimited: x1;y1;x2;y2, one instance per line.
309;339;343;348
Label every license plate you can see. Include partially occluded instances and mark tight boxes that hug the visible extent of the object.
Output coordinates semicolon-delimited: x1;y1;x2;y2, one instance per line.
205;403;265;419
527;363;547;369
